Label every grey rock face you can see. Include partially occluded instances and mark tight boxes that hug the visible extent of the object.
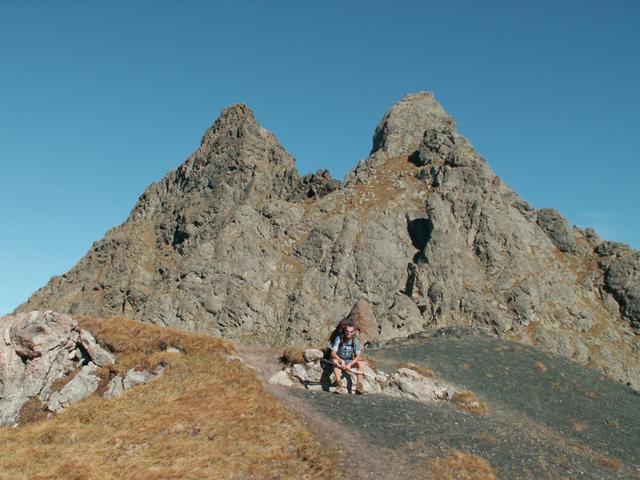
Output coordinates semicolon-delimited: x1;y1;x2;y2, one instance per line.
371;92;453;157
103;366;165;399
47;364;100;412
295;169;340;199
597;243;640;330
343;298;376;340
79;329;116;367
18;94;640;389
303;348;324;362
536;208;577;253
123;368;152;389
268;369;294;387
104;375;125;399
0;311;115;425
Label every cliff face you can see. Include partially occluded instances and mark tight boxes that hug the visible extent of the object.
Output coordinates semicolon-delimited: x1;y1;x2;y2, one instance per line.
19;92;640;388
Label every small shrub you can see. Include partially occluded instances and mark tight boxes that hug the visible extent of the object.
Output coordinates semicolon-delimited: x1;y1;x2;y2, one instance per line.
599;457;622;472
533;361;548;373
17;398;48;425
570;420;587;432
281;348;308;365
426;449;497;480
452;391;488;415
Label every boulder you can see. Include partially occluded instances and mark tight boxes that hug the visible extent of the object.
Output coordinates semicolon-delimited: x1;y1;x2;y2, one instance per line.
344;299;377;342
385;368;457;402
0;311;116;426
103;376;125;399
103;365;165;399
268;370;294;387
123;369;152;389
47;364;100;412
272;352;462;402
79;329;115;367
290;362;324;384
303;349;324;362
358;362;383;394
10;309;77;360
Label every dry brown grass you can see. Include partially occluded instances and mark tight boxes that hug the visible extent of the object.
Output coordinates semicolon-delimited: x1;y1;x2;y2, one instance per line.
17;397;49;425
0;317;334;479
599;457;622;472
426;449;497;480
281;254;306;275
281;347;308;365
451;391;489;416
342;155;422;216
77;316;233;356
570;420;588;432
533;361;548;373
396;362;436;378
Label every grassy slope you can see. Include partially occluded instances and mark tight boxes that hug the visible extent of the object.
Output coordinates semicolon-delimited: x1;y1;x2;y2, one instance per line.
0;317;333;480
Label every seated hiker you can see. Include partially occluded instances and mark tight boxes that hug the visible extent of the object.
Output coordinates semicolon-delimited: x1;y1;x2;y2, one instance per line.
329;321;366;395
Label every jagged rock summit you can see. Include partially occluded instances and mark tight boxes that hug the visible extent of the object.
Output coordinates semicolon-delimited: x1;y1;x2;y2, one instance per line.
19;92;640;389
371;91;453;157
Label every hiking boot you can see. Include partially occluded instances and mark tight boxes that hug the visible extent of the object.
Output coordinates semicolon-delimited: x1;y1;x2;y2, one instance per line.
333;380;346;394
355;382;366;395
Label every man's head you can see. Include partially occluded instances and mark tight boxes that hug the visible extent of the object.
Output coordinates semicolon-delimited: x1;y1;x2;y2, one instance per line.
343;325;356;339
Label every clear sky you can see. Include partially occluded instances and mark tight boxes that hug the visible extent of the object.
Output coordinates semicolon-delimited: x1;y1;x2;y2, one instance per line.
1;1;639;315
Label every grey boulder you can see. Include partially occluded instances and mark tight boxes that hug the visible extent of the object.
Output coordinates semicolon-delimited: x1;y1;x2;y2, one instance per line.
0;311;115;425
47;364;100;412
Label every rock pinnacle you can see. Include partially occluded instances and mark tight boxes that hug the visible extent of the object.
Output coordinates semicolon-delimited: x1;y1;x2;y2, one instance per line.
371;92;455;157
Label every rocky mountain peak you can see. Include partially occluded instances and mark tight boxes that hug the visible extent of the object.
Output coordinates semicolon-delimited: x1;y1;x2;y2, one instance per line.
200;104;255;144
197;103;282;159
126;103;303;235
371;92;455;157
19;93;640;391
167;103;301;202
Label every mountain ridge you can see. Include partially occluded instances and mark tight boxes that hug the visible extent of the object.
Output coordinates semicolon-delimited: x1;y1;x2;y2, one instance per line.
18;92;640;389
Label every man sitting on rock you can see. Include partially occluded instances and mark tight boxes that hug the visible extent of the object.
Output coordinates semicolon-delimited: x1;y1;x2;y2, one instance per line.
329;321;366;395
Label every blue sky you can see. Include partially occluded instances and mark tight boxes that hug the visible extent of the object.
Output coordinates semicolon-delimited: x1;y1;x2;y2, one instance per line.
1;1;639;315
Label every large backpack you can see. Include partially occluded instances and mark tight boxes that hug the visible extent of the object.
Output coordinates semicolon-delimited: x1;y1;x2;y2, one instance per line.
328;318;354;346
328;318;362;362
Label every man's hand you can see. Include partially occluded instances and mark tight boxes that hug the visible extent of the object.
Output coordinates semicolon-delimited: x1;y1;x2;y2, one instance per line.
339;362;356;373
334;359;349;370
